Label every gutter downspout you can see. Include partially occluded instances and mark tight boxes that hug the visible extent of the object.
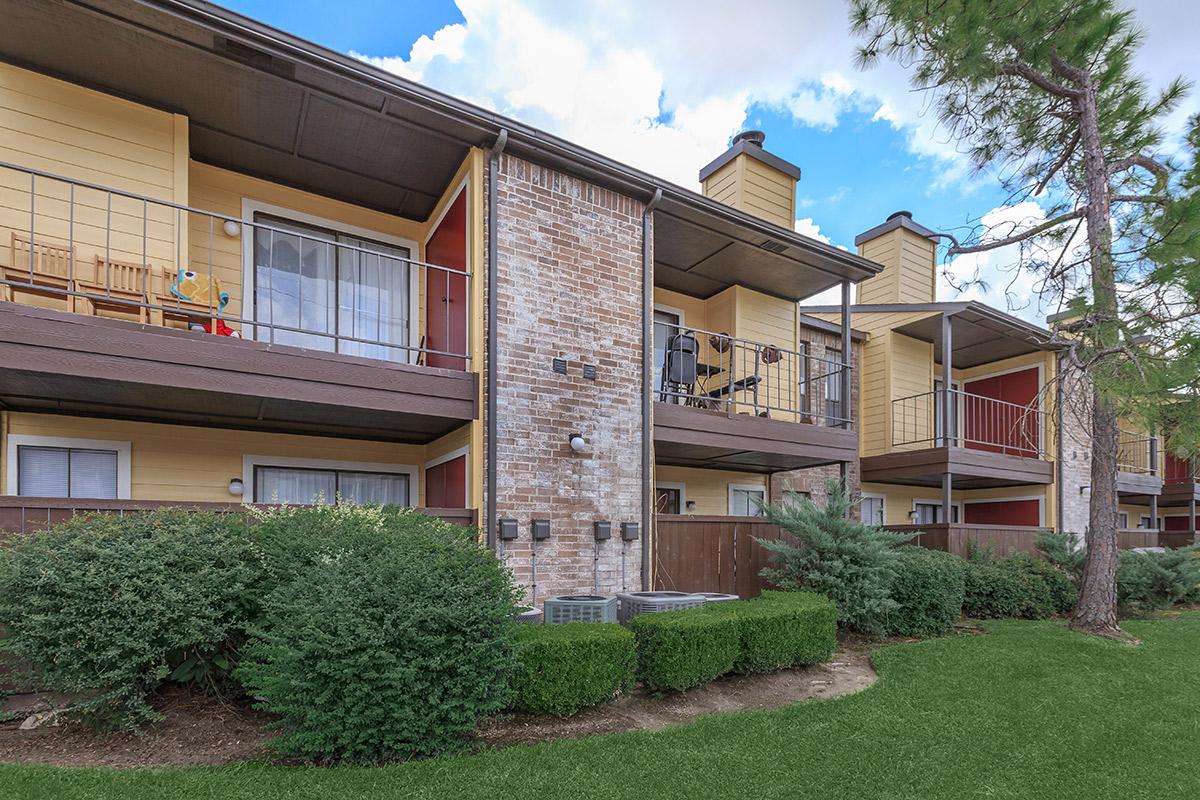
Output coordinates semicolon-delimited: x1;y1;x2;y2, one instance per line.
642;187;663;590
486;129;508;549
1056;353;1064;534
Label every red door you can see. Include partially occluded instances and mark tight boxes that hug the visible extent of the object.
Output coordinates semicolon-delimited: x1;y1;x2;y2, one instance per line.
1165;454;1195;483
425;455;467;508
963;499;1041;526
1164;516;1193;532
963;367;1040;457
424;190;468;370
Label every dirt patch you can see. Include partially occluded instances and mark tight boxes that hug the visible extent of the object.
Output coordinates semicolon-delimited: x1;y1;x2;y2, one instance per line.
476;639;879;748
0;685;275;768
0;639;883;767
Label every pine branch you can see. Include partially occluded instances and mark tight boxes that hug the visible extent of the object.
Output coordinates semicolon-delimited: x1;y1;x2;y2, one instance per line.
1035;129;1081;195
943;209;1086;255
1110;193;1168;205
999;62;1081;98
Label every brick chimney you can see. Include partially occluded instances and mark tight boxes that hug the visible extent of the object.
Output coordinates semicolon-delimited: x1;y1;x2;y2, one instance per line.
853;211;940;304
699;130;801;229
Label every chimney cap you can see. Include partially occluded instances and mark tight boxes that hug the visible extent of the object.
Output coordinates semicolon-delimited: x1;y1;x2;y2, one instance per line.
699;131;801;183
733;130;766;147
854;211;939;246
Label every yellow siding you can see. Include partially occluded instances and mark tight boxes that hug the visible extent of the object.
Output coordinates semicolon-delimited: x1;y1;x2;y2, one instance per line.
739;156;795;229
890;332;935;450
655;465;766;515
0;63;186;309
3;412;435;505
701;153;796;229
854;227;936;305
653;287;708;331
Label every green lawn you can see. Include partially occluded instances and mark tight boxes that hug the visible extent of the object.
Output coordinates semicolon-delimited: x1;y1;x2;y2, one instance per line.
7;614;1200;800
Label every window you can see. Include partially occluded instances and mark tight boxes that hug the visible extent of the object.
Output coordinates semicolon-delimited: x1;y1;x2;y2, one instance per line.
17;446;118;499
913;501;959;525
254;466;409;506
1139;515;1161;530
861;494;886;526
825;348;843;426
655;486;681;514
252;212;412;361
653;308;683;402
729;484;766;517
1118;512;1129;529
797;342;810;416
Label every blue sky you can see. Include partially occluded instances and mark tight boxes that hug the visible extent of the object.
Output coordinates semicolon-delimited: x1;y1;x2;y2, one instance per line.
223;0;1195;319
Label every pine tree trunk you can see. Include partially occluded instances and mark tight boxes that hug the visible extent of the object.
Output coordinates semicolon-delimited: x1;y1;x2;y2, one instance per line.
1069;71;1123;637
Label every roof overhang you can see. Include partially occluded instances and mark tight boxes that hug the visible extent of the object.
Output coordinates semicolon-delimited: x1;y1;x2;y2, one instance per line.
807;302;1057;368
0;0;879;294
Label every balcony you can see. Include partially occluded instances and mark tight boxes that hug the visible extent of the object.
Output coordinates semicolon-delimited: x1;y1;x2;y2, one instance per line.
652;323;856;472
1117;429;1162;499
862;389;1054;488
0;161;475;443
1160;455;1200;509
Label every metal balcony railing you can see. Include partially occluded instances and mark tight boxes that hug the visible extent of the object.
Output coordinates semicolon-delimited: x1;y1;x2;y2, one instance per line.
655;322;852;426
0;160;471;367
1117;429;1157;475
892;388;1049;459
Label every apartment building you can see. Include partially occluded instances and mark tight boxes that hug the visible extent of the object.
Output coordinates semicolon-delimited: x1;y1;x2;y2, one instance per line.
0;0;880;602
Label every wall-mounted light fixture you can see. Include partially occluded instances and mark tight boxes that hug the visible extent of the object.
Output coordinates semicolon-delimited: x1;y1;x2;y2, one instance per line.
568;433;587;452
222;220;242;238
907;509;919;521
685;500;697;512
228;477;244;497
1079;485;1090;495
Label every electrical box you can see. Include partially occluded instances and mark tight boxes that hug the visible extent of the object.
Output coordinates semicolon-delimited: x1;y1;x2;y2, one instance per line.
531;519;551;541
593;521;612;541
621;522;639;542
498;518;519;541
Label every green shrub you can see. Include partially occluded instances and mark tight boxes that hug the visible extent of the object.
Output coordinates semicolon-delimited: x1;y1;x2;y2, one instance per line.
510;624;635;716
237;509;518;763
961;559;1028;618
886;547;966;637
0;510;257;728
1117;546;1200;613
723;591;838;671
1006;553;1077;615
1035;530;1086;578
630;609;740;692
758;483;914;634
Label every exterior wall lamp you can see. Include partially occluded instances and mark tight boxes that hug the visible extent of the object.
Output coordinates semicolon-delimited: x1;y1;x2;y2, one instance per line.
228;478;245;497
568;433;586;452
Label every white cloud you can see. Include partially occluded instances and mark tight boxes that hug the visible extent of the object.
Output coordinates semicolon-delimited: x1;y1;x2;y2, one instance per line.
353;0;1196;191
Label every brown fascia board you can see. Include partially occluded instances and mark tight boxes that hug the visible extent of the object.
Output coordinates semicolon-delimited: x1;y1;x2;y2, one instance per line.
139;0;880;283
853;214;941;246
798;313;867;341
697;139;802;183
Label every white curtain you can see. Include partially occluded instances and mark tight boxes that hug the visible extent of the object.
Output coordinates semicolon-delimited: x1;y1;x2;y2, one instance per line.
256;467;336;505
339;472;408;505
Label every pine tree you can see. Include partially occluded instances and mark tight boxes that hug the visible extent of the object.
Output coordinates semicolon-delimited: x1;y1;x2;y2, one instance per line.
850;0;1193;637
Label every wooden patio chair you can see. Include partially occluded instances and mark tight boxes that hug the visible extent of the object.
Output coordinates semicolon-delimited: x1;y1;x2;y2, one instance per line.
158;267;226;329
3;232;80;311
76;254;157;324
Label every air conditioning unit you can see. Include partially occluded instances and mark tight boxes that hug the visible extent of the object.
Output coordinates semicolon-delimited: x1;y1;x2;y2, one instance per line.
694;592;740;604
617;591;705;623
515;605;544;624
543;595;618;624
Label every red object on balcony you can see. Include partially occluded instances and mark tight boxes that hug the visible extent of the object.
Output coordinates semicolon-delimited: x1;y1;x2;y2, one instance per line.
1164;516;1193;532
963;499;1041;526
963;367;1040;457
425;454;467;508
425;189;468;370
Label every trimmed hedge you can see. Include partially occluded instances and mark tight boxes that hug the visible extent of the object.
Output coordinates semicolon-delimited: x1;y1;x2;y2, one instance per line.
630;608;740;692
886;547;966;637
510;624;636;716
629;592;837;690
962;554;1076;620
962;560;1030;618
734;591;838;672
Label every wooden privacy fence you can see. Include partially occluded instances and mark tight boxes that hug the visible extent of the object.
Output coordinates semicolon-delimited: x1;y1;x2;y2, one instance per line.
0;497;477;539
654;515;792;599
